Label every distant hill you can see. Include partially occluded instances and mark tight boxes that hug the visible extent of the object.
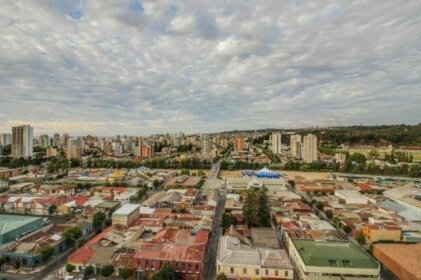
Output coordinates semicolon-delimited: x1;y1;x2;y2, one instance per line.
217;124;421;146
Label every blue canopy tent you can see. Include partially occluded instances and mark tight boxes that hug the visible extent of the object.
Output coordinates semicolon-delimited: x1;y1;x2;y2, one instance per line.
255;167;281;178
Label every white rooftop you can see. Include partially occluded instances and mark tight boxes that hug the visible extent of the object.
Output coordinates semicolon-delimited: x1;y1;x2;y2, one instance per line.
113;203;140;215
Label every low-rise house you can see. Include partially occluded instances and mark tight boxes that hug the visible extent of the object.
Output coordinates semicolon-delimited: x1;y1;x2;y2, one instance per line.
38;184;76;196
2;224;73;268
217;235;293;279
134;227;209;280
363;224;401;243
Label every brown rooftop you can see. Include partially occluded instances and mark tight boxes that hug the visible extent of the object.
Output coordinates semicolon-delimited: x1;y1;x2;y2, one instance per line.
374;243;421;280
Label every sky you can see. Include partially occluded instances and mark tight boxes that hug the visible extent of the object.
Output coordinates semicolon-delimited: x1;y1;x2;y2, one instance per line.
1;0;420;136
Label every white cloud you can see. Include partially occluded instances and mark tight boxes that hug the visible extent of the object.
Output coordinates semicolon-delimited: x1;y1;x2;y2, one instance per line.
0;0;420;136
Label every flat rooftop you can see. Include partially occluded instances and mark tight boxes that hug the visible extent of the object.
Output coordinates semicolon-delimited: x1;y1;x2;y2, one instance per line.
374;243;421;280
292;239;378;269
96;201;121;209
113;203;140;216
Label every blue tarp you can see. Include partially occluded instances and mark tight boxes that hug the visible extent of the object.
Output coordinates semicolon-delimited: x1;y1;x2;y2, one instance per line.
255;167;281;178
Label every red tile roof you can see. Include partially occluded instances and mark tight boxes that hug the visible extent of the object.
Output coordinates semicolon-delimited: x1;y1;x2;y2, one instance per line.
68;226;114;265
151;208;173;218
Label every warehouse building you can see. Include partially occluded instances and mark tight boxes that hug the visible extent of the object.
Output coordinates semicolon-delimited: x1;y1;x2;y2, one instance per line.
0;215;44;244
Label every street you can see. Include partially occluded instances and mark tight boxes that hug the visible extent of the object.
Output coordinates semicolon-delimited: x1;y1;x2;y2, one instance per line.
201;162;226;280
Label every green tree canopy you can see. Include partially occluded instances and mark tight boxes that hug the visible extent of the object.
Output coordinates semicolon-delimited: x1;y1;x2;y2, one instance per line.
100;264;114;277
66;263;75;273
257;186;272;227
221;213;236;234
48;204;57;215
39;246;55;262
243;186;272;227
84;265;94;277
120;267;131;279
151;264;175;280
93;211;107;229
63;226;82;242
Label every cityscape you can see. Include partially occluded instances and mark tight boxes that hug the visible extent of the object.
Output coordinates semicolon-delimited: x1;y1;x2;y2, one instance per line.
1;1;421;280
0;124;420;280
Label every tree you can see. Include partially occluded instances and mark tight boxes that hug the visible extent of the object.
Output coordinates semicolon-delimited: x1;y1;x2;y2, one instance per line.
101;264;114;277
217;273;228;280
66;263;75;273
93;211;107;229
257;186;272;227
221;213;236;233
63;226;83;242
39;246;55;262
324;209;333;219
84;265;94;278
343;225;352;233
153;179;161;188
350;153;366;164
198;170;205;177
129;195;138;203
356;234;366;246
243;186;272;227
120;267;131;279
332;217;341;227
48;204;57;215
105;218;112;227
243;188;259;226
316;201;324;210
151;264;175;280
63;226;83;248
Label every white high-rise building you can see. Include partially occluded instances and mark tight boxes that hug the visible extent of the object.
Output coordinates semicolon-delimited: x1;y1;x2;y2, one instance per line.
290;134;302;159
0;134;12;146
12;125;33;158
271;133;282;154
302;134;318;163
113;143;123;154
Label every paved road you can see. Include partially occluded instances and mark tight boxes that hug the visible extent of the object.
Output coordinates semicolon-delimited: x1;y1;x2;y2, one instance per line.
201;183;226;280
208;162;220;179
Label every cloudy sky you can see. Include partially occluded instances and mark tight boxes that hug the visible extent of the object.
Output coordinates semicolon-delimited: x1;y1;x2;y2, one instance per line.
1;0;420;136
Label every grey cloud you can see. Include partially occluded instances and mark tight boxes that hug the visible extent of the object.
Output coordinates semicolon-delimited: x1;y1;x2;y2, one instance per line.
0;0;420;135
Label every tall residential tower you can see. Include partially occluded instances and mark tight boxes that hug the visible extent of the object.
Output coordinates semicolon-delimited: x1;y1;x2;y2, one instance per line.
12;125;33;158
302;134;318;163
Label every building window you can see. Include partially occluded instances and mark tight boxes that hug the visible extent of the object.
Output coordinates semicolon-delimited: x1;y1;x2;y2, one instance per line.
230;267;234;274
265;269;269;275
195;264;199;271
275;270;278;276
145;260;149;267
218;265;221;272
255;269;259;275
243;268;247;274
285;270;288;277
328;260;338;267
